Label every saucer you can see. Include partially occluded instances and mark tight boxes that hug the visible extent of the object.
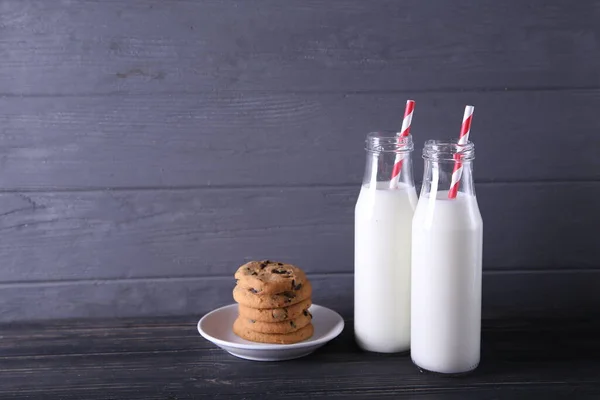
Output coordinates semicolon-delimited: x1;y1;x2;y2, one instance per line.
198;303;344;361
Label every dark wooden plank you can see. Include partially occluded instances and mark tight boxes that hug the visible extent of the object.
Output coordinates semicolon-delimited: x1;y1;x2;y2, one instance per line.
0;316;200;358
1;269;600;322
0;182;597;285
0;182;600;283
483;270;600;320
0;375;598;400
0;187;354;281
1;90;599;189
1;0;598;95
0;274;349;322
479;182;600;270
1;382;598;400
2;315;599;359
0;317;599;399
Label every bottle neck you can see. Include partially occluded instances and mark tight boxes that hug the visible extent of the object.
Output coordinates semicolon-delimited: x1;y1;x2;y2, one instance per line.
420;159;476;198
362;151;415;189
361;132;415;189
420;139;476;199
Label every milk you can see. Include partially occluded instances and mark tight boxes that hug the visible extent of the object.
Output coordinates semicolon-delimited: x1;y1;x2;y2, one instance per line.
411;191;483;373
354;182;417;353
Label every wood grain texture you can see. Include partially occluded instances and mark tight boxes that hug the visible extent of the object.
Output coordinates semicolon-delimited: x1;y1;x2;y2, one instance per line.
0;183;598;284
0;317;599;399
0;274;349;322
1;90;600;189
2;269;600;322
0;187;354;281
1;0;599;95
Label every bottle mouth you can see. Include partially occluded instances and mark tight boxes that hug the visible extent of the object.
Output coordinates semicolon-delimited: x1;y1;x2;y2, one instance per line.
422;139;475;161
365;131;414;154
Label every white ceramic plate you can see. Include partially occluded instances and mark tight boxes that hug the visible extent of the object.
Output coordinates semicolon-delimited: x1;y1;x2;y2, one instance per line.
198;303;345;361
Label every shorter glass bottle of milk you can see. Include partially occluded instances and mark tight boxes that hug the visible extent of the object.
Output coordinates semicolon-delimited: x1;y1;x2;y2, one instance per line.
411;140;483;374
354;132;417;353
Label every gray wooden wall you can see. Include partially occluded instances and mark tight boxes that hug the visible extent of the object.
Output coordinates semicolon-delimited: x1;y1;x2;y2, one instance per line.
1;0;599;322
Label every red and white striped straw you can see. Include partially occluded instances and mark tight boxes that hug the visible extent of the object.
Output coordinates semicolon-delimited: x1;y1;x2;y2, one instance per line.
389;100;415;188
448;105;475;199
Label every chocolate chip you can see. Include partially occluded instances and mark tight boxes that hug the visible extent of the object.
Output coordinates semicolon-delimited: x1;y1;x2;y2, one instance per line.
277;262;284;266
303;310;309;317
250;271;258;276
249;288;259;294
283;294;295;303
272;268;287;274
290;321;296;328
291;280;295;290
260;262;268;269
294;283;302;291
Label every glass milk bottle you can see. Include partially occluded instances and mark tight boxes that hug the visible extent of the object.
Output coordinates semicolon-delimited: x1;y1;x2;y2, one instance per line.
411;140;483;374
354;132;417;353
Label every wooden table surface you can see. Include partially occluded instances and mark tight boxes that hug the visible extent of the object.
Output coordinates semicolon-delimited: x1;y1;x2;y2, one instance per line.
1;316;599;399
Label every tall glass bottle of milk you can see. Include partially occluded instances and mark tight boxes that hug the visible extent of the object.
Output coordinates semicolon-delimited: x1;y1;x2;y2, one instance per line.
354;131;417;353
411;140;483;374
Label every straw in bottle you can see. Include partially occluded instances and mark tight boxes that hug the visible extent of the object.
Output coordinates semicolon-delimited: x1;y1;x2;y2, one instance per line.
389;100;415;189
448;105;474;199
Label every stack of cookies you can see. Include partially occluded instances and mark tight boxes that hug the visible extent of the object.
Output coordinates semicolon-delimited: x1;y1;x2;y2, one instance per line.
232;260;313;344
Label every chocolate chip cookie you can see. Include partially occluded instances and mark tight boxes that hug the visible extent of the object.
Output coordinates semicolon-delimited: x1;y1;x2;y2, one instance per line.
234;260;307;295
238;298;312;322
236;310;312;334
233;280;312;309
233;318;314;344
